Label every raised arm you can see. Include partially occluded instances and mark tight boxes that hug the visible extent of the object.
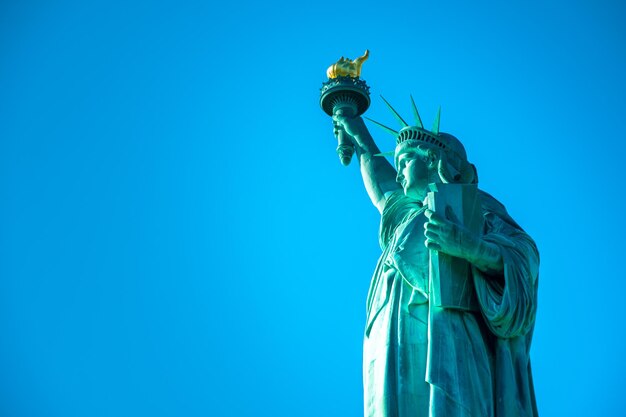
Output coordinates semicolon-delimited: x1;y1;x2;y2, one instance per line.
333;113;401;213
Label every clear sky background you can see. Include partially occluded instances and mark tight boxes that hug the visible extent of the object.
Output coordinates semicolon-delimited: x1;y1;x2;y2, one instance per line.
1;1;625;416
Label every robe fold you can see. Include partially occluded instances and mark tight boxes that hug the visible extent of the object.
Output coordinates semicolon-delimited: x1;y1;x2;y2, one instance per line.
363;190;539;417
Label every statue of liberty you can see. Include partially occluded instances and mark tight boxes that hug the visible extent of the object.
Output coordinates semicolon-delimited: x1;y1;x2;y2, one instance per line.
321;51;539;417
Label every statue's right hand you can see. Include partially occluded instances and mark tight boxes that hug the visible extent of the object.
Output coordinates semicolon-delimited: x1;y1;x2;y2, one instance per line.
332;113;367;139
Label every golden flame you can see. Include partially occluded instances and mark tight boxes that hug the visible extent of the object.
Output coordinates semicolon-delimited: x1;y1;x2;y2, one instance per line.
326;50;369;79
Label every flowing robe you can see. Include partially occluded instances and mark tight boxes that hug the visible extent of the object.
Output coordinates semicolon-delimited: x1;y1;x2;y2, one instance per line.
363;190;539;417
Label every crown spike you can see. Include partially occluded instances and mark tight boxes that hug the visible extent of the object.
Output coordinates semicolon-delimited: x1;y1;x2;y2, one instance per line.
432;106;441;134
364;117;398;137
380;95;409;128
409;95;423;129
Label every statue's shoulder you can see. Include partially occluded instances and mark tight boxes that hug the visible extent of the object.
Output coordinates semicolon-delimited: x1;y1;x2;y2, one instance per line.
478;189;523;231
478;189;539;260
478;190;507;214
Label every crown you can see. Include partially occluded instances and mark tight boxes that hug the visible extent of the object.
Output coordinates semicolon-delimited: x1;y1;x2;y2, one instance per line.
367;96;450;153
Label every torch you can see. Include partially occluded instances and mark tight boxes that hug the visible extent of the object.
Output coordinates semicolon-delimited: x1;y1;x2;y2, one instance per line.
320;50;371;166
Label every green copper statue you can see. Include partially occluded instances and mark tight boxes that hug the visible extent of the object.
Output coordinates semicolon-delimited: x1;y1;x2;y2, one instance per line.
320;52;539;417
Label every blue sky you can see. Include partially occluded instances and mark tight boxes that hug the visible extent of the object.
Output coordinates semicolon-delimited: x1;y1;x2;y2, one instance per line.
1;1;625;416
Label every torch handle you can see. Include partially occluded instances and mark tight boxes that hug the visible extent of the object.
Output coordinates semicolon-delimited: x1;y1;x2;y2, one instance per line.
333;104;356;166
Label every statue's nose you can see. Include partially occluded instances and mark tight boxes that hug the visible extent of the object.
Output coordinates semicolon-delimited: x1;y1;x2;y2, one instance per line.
396;171;404;184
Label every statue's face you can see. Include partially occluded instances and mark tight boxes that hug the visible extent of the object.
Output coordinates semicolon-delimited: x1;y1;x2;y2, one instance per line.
396;149;432;200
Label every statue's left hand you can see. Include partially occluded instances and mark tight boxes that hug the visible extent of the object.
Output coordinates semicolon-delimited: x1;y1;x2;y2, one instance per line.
424;206;504;274
424;206;480;261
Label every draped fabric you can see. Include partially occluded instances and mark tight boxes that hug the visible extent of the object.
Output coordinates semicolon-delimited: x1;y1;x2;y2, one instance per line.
363;191;539;417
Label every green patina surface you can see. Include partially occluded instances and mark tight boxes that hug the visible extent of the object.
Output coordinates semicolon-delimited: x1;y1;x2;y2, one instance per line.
321;82;539;416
